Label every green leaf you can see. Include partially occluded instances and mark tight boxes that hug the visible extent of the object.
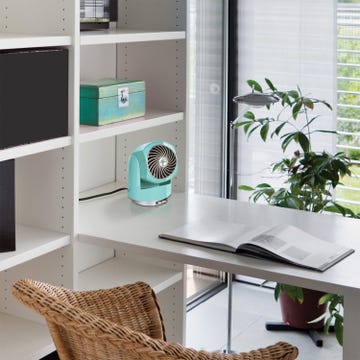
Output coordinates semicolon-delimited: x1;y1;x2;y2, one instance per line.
238;185;254;191
332;159;350;176
265;78;276;91
334;316;344;346
303;98;314;109
271;122;287;138
319;293;337;305
282;285;304;303
247;80;263;93
281;132;297;152
260;123;269;141
326;203;358;218
282;94;292;106
285;197;302;209
324;317;333;334
288;90;299;99
329;297;341;313
244;122;252;134
251;189;272;203
256;183;273;189
312;129;337;135
233;121;252;133
247;124;261;138
274;283;281;301
297;132;310;152
321;100;333;111
292;101;302;120
233;120;252;127
243;111;255;120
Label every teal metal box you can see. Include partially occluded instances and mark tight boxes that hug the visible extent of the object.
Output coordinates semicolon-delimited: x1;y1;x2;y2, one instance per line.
80;78;145;126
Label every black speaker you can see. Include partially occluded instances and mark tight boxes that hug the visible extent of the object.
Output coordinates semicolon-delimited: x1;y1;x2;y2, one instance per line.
0;160;15;252
0;48;68;150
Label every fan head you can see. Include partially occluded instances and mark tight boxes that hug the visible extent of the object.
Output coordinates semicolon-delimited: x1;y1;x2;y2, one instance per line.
128;141;178;206
147;143;177;180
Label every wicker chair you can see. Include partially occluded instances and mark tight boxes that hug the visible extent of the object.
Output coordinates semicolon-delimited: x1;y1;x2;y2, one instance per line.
12;279;298;360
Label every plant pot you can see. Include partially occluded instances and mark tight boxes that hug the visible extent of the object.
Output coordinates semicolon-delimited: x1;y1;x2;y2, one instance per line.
279;288;327;329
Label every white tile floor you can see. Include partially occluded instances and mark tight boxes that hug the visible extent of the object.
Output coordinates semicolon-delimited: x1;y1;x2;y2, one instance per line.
186;281;342;359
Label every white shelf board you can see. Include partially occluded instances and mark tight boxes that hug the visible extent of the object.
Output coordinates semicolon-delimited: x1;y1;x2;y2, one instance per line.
0;33;71;50
0;312;54;360
0;225;70;272
79;109;184;143
0;136;72;162
80;29;186;46
78;257;182;294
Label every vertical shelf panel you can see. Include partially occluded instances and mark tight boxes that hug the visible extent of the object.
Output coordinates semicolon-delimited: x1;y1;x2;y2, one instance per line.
0;312;54;360
80;44;117;80
116;40;186;112
15;147;74;234
117;0;186;31
0;0;74;36
0;247;73;359
1;247;73;322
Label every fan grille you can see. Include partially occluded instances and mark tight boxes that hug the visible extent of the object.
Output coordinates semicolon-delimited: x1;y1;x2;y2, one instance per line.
147;144;177;179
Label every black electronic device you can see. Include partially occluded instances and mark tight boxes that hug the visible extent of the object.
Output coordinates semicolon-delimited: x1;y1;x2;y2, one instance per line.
0;48;68;150
80;0;118;30
0;160;15;252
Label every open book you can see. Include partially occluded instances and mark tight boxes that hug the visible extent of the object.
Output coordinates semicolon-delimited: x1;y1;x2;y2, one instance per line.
159;220;354;272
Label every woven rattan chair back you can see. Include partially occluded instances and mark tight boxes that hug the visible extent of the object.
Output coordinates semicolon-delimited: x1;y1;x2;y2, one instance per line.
12;279;299;360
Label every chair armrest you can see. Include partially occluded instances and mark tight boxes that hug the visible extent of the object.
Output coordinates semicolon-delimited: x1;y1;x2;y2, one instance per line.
156;340;299;360
13;279;165;340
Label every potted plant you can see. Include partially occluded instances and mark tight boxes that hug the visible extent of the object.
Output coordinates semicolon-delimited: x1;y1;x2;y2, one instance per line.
233;78;359;346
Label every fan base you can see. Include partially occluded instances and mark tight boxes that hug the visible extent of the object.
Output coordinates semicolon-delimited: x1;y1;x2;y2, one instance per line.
131;197;169;207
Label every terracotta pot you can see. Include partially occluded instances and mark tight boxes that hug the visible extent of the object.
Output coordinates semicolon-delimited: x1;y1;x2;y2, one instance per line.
279;288;327;329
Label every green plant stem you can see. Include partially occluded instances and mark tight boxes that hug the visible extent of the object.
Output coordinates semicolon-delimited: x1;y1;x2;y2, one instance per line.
303;104;312;148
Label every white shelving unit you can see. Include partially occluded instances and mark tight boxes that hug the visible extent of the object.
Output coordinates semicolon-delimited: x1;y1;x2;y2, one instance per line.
0;0;188;358
78;256;183;293
79;109;184;143
0;33;71;50
80;29;185;45
0;136;72;162
0;225;70;272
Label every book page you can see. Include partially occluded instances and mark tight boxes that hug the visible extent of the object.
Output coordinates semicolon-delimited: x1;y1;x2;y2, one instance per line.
247;224;353;270
159;220;269;252
160;220;354;271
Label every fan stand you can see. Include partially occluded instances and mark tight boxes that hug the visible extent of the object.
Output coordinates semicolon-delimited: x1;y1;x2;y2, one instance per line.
131;197;169;207
265;321;335;347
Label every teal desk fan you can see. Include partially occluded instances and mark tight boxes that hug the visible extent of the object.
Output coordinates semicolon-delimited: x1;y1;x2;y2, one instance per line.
128;141;178;206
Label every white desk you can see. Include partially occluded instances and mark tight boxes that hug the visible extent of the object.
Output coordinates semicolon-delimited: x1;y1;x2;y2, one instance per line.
79;192;360;359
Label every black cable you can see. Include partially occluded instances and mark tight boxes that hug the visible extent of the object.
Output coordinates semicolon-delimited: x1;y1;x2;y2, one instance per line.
79;187;128;201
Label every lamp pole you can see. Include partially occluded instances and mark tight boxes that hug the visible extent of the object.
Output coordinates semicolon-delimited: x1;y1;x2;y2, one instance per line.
221;0;238;354
220;1;278;352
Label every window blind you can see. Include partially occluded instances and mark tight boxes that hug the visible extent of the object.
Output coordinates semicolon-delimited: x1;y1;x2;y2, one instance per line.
336;2;360;212
189;0;225;196
236;0;337;200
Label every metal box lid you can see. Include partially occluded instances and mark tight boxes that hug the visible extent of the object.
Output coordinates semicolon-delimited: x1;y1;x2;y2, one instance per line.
80;78;145;98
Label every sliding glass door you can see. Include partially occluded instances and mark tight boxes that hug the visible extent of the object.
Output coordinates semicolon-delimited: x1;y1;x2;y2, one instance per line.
187;0;360;308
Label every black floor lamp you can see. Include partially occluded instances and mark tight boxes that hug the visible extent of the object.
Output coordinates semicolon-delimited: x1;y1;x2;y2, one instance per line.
223;90;279;354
